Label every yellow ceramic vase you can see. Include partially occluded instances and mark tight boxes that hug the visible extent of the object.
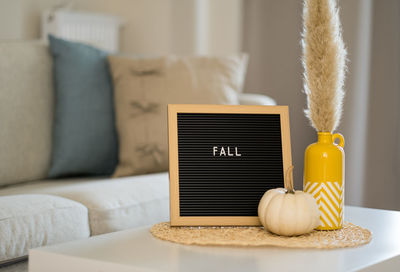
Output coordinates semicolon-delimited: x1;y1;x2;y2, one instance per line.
303;132;345;230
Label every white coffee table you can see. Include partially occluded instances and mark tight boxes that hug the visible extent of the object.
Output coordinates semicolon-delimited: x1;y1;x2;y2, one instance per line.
29;206;400;272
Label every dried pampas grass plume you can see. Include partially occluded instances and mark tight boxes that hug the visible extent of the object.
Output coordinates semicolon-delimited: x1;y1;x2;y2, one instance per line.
302;0;347;132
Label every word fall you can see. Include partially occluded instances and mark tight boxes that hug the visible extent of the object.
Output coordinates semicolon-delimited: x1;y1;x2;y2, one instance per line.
212;146;242;157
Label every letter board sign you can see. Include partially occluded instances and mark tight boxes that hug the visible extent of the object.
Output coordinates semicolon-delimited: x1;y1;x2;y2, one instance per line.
168;104;292;226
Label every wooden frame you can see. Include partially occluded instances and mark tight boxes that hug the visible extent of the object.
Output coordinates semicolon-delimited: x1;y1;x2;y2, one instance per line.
168;104;292;226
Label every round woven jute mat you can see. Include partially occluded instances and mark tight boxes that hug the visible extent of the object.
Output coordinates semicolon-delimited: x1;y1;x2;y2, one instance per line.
150;222;372;249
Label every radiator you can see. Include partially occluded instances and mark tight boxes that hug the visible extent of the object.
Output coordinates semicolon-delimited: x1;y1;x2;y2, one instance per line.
42;9;123;53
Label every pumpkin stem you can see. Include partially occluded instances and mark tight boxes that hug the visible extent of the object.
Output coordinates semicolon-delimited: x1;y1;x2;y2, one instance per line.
285;165;295;194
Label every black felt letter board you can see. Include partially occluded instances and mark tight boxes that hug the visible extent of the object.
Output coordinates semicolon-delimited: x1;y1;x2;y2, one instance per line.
177;113;284;217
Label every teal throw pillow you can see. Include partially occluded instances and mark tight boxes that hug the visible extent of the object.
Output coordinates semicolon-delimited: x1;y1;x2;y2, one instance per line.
48;35;118;177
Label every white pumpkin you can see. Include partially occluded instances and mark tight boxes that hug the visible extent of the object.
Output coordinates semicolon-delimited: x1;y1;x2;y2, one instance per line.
258;166;320;236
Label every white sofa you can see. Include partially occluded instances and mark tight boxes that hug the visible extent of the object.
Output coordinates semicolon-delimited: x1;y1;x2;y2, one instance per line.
0;41;275;271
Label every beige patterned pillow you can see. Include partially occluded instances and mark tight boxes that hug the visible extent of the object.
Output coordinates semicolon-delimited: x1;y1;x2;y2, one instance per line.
108;55;248;177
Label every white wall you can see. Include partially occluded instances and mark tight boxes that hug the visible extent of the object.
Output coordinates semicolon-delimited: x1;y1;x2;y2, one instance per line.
0;0;25;39
0;0;243;55
243;0;313;189
339;0;373;207
363;0;400;210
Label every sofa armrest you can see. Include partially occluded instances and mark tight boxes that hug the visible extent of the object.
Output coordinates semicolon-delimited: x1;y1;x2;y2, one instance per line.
238;93;276;106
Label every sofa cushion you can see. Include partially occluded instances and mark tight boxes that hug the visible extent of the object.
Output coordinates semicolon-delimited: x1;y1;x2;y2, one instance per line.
0;41;53;186
0;194;90;265
0;172;169;235
48;35;118;178
108;55;248;177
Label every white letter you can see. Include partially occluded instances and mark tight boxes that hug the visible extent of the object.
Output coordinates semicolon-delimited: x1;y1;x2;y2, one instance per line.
235;147;241;157
213;146;218;156
227;147;233;156
220;147;226;156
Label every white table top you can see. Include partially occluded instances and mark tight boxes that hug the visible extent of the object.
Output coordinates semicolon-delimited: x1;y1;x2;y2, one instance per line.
29;206;400;272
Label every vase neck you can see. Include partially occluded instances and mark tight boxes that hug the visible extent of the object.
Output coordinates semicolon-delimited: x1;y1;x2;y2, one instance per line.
317;132;333;144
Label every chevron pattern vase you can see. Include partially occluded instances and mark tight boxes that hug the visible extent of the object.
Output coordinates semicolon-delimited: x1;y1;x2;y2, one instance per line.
303;132;345;230
304;181;344;230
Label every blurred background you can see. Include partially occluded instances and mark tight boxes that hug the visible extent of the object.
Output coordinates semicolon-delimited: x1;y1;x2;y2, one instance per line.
1;0;399;211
